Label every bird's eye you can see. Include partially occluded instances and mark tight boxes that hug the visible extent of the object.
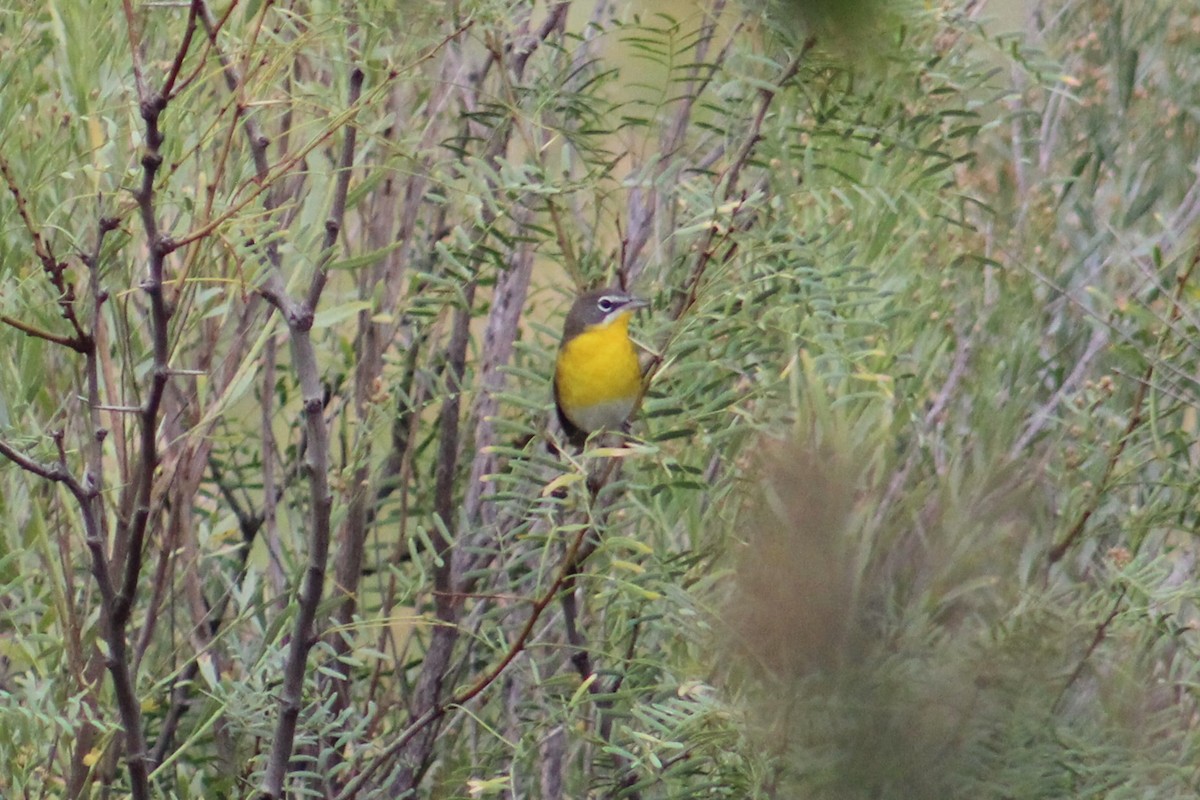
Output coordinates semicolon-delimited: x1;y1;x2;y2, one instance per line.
597;297;615;313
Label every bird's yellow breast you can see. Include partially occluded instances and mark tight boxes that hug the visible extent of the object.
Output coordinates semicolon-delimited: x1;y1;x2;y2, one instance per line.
554;312;642;431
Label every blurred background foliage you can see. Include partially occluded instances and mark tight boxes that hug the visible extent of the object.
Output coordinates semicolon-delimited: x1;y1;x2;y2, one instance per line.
1;0;1199;797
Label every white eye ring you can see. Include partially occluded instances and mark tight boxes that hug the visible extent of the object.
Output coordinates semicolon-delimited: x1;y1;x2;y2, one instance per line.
598;297;617;313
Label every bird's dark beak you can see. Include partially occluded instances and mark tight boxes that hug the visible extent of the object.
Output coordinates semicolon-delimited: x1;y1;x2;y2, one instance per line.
624;297;650;311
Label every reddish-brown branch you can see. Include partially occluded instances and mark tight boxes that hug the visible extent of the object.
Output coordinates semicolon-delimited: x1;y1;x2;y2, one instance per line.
162;0;201;99
0;314;89;352
0;154;58;274
334;524;593;800
630;45;811;394
1054;587;1127;710
665;45;809;323
1048;244;1200;563
0;154;91;349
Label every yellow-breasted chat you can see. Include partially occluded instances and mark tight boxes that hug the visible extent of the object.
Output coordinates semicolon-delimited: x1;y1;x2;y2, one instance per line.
553;287;649;447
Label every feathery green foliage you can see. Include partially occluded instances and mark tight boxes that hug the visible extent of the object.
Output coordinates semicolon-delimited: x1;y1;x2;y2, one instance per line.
1;1;1199;797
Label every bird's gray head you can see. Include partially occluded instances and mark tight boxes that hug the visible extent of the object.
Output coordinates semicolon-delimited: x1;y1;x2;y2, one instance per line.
562;287;649;341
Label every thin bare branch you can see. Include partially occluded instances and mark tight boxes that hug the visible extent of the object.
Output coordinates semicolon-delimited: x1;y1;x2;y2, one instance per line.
1048;242;1200;563
335;524;593;800
256;50;365;800
0;154;92;349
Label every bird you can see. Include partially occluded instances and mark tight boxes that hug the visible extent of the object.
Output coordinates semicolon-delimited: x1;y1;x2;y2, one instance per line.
553;287;650;447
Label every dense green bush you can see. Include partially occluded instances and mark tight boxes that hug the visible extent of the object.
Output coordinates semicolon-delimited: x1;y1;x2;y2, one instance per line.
1;1;1198;797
